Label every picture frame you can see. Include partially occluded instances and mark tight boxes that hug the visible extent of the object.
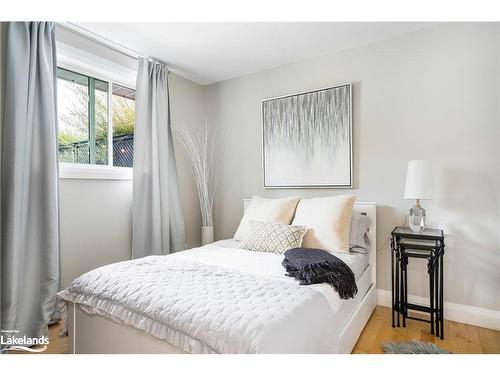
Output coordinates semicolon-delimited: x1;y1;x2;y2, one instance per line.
262;83;353;188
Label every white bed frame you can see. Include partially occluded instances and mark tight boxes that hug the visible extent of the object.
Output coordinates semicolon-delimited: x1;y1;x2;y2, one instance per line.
67;201;376;354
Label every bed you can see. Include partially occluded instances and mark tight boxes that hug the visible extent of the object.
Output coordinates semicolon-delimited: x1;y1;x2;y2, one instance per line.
60;201;376;354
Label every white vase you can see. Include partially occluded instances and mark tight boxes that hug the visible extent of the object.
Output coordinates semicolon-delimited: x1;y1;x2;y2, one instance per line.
201;226;214;246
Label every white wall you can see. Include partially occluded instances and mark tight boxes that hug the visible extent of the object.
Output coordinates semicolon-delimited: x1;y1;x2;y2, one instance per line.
170;73;205;249
56;28;205;287
59;179;132;287
205;23;500;314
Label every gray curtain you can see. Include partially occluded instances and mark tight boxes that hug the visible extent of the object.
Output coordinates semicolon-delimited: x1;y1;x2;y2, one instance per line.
0;22;59;348
132;58;185;258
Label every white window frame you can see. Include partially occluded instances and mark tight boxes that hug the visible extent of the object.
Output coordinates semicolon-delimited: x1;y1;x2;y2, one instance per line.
57;52;136;181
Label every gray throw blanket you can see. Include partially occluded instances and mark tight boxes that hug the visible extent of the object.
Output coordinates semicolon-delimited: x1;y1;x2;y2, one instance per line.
282;248;358;299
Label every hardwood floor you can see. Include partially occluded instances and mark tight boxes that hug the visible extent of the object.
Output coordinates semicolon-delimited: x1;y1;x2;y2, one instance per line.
9;306;499;354
352;306;500;354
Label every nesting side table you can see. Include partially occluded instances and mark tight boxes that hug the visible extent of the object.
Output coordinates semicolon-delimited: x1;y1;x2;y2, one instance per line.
391;226;445;339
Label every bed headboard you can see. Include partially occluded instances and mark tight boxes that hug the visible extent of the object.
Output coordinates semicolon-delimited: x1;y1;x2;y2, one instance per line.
242;199;377;285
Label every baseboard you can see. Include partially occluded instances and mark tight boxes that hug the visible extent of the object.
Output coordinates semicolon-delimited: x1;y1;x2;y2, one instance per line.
376;289;500;331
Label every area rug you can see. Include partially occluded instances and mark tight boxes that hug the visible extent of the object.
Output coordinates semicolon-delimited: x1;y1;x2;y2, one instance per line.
382;341;451;354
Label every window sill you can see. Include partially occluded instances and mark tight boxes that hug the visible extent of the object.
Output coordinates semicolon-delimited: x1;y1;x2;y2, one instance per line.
59;163;133;180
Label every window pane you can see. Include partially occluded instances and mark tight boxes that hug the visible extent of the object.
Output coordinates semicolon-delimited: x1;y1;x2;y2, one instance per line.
94;79;109;165
112;84;135;168
57;68;109;166
57;68;90;164
57;68;134;168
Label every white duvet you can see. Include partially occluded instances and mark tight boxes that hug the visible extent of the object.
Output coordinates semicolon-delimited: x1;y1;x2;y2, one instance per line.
58;241;368;354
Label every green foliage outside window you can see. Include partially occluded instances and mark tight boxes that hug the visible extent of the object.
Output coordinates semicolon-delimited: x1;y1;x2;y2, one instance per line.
57;67;135;167
58;84;135;144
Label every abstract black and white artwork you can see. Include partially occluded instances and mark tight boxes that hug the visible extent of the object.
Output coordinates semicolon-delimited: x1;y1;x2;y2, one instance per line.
262;83;352;188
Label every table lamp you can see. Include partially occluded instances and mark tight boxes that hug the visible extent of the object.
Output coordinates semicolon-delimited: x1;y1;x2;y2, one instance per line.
404;160;433;232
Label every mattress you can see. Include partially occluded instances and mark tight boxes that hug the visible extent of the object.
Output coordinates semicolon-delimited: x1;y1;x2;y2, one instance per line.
60;241;373;353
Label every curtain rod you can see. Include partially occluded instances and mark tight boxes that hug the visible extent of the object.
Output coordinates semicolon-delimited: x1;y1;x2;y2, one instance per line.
56;22;171;68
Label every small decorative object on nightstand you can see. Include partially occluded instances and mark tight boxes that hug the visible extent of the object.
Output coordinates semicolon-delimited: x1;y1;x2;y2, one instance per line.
391;226;445;339
404;160;433;232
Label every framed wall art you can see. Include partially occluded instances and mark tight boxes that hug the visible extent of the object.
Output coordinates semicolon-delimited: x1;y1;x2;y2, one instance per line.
262;83;352;188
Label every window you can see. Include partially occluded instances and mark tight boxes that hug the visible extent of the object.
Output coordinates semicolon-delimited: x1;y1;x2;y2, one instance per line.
57;67;135;169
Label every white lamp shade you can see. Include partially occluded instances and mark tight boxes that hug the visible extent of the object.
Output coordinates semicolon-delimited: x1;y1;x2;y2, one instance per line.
404;160;433;200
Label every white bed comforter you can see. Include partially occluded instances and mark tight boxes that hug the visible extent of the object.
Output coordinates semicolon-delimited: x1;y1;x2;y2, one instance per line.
59;242;366;353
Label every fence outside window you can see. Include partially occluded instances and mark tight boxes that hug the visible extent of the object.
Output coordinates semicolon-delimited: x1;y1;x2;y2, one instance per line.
58;133;134;168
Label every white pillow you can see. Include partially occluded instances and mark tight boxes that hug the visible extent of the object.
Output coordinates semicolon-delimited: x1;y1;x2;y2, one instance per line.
349;213;372;253
291;195;356;253
240;220;307;255
234;196;300;241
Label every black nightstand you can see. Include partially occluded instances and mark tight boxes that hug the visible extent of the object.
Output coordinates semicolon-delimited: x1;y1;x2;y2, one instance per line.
391;226;445;339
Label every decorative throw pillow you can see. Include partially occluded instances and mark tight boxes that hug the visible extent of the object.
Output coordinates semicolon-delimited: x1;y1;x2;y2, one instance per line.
233;195;300;241
349;213;372;253
291;195;356;254
240;220;307;255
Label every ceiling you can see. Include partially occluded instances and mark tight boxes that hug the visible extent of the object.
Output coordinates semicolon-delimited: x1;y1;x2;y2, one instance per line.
76;22;438;85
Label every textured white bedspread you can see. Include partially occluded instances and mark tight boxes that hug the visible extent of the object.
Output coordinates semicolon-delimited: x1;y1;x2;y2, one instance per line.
59;242;368;353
